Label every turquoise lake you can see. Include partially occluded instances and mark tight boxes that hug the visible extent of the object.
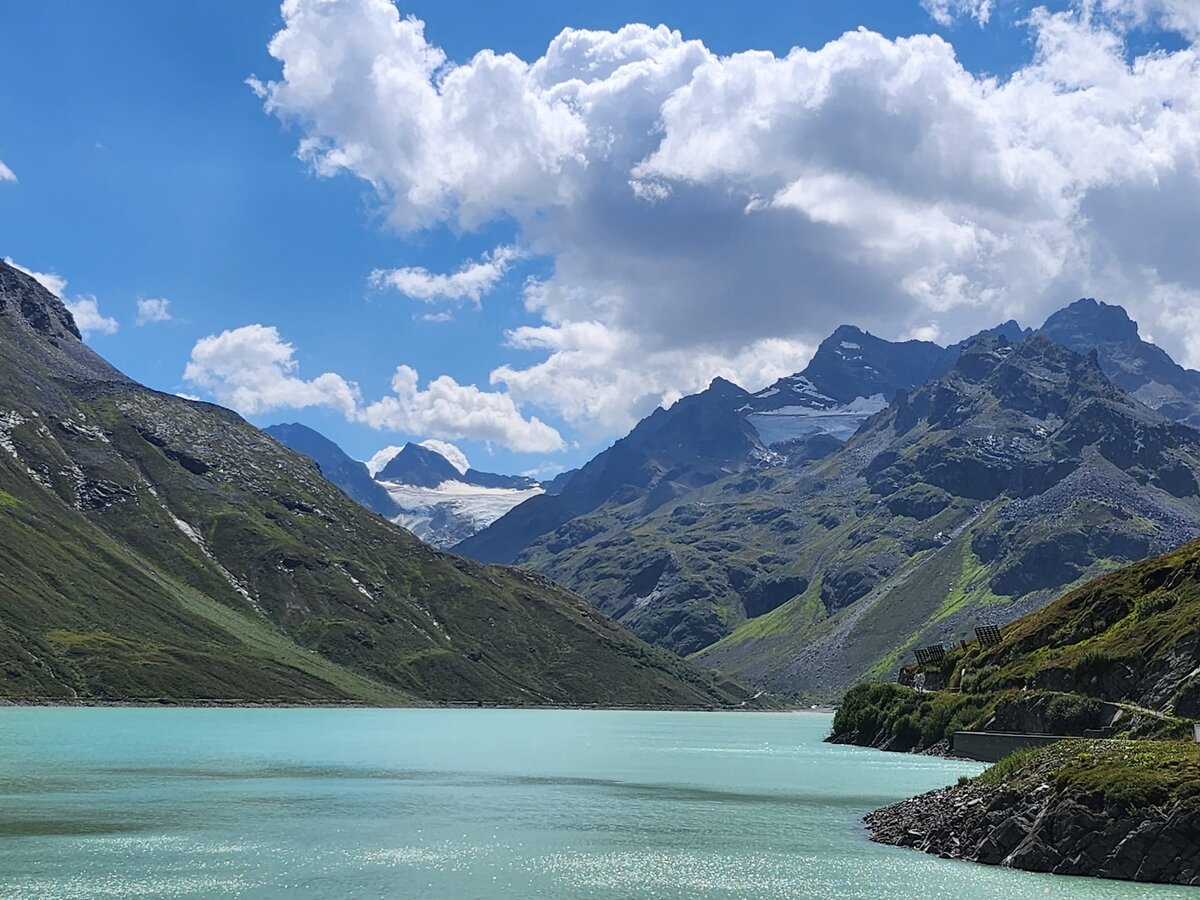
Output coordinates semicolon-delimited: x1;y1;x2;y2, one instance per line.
0;708;1189;898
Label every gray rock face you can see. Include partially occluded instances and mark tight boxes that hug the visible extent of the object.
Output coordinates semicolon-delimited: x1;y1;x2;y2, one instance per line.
264;423;398;517
1041;298;1200;429
865;763;1200;886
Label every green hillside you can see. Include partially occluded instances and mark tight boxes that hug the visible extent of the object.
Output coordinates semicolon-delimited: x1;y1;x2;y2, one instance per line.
831;537;1200;750
0;259;752;708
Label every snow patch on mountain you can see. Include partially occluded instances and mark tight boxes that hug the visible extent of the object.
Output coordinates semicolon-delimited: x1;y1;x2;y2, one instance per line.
746;394;888;445
379;478;543;548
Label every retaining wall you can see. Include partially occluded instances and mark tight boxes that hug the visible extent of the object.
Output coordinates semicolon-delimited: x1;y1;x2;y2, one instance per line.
951;731;1076;763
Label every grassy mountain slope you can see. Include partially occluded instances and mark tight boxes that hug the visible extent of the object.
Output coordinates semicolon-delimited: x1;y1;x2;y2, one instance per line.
952;536;1200;714
515;336;1200;699
830;537;1200;753
0;260;751;707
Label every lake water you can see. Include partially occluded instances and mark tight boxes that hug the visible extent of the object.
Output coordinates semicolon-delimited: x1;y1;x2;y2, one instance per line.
0;708;1189;899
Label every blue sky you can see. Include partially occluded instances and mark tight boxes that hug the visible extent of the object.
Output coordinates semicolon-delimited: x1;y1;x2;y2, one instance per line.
2;0;1197;476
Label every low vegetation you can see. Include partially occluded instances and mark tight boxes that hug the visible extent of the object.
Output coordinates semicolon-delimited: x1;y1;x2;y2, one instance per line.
831;682;994;751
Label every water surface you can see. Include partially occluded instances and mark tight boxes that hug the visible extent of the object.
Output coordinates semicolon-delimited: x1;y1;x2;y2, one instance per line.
0;709;1187;898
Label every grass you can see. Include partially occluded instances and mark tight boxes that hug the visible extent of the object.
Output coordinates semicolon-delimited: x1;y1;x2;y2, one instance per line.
965;537;1200;707
968;740;1200;814
929;537;1004;623
1054;741;1200;811
975;744;1044;786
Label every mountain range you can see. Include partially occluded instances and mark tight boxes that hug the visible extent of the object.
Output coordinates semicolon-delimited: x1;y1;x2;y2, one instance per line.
14;238;1200;710
0;258;752;707
454;319;1035;565
452;300;1200;700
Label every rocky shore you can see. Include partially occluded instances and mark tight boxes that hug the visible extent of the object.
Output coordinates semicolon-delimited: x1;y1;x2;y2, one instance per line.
865;742;1200;886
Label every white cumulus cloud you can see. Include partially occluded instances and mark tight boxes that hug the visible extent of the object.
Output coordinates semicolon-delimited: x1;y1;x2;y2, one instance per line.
136;297;172;325
358;365;564;452
371;244;524;303
184;324;361;417
253;0;1200;430
419;439;470;473
0;160;16;183
66;297;120;337
183;324;563;453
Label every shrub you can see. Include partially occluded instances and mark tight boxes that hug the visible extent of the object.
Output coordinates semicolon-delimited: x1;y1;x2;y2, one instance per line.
1044;693;1104;733
960;664;999;694
891;713;922;749
1136;592;1178;620
832;682;992;751
1074;646;1117;675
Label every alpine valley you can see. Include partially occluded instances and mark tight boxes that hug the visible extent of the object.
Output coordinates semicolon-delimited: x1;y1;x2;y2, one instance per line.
0;259;753;708
451;300;1200;701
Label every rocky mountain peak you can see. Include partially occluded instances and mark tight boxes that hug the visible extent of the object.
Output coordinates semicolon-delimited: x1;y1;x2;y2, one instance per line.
704;376;748;399
375;441;463;488
800;321;947;405
938;333;1115;411
0;258;127;386
0;258;82;342
1041;298;1141;346
1038;297;1200;429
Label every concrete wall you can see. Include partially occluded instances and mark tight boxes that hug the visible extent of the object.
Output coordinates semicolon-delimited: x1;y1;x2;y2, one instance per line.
952;731;1076;763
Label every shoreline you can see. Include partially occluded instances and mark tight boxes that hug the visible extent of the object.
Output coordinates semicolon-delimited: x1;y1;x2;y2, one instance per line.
0;697;831;713
864;740;1200;887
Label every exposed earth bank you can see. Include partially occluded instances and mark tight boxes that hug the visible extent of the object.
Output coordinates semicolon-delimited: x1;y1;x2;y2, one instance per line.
865;741;1200;886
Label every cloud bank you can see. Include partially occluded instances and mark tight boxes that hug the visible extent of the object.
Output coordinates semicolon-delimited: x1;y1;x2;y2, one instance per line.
248;0;1200;436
